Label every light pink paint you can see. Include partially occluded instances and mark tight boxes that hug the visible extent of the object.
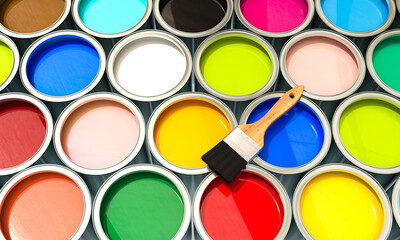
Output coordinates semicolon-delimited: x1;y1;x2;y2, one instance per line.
61;100;139;169
286;35;359;96
240;0;308;33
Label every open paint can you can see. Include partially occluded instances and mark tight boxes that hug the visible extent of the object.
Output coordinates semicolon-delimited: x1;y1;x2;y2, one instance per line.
366;30;400;98
0;0;71;38
315;0;395;37
332;92;400;174
193;165;292;239
392;177;400;228
235;0;315;37
93;165;191;239
20;30;106;102
147;92;237;175
153;0;233;38
72;0;152;38
280;30;365;101
194;30;279;101
293;164;392;239
0;93;53;175
0;34;19;92
0;165;91;240
54;93;146;175
107;30;192;101
240;92;331;174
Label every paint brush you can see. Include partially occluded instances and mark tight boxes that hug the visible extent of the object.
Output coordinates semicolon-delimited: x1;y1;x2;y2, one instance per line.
202;85;304;183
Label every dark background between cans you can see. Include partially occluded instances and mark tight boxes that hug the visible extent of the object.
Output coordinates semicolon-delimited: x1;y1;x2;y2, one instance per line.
1;5;400;240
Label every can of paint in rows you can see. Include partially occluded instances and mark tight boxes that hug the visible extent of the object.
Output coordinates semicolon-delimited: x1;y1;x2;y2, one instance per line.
332;92;400;174
280;29;365;101
193;165;292;240
20;30;106;102
0;33;19;92
366;30;400;98
54;92;146;175
315;0;396;37
107;30;192;102
147;92;237;175
153;0;233;38
0;0;71;38
194;30;279;101
234;0;315;38
0;165;92;240
293;164;392;239
72;0;152;38
392;177;400;228
92;165;191;240
240;92;331;174
0;93;53;176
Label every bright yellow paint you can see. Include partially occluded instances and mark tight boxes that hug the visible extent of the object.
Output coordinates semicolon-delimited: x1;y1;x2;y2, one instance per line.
300;171;385;240
154;98;232;169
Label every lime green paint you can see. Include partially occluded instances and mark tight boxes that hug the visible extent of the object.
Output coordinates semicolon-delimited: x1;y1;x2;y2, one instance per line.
372;35;400;92
200;35;273;96
339;98;400;168
0;40;13;85
100;171;185;239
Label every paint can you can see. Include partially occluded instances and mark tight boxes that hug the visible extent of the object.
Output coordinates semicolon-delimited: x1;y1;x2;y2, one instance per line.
153;0;233;38
72;0;152;38
366;30;400;98
392;177;400;228
0;33;19;92
194;30;279;101
92;164;191;239
293;164;392;239
0;165;91;240
332;92;400;174
0;0;71;39
54;93;146;175
240;92;331;174
193;165;292;239
147;92;237;175
20;30;106;102
0;93;53;175
280;29;365;101
234;0;315;38
315;0;395;37
107;30;192;101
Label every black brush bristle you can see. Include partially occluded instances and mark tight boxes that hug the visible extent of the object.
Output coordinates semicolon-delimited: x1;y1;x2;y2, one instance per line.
202;141;247;184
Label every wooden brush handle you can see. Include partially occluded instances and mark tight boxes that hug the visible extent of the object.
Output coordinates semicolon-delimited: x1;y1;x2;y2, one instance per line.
238;85;304;147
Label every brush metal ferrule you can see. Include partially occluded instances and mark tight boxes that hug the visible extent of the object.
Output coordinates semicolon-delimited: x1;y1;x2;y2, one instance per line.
223;127;262;162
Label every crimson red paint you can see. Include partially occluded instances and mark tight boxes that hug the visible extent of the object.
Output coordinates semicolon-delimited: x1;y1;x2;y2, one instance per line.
0;100;46;169
200;171;284;239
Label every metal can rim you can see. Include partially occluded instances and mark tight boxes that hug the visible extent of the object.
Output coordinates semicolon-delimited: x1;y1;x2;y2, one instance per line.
234;0;315;38
153;0;233;38
92;164;191;240
315;0;396;37
146;92;237;175
19;30;106;102
0;164;92;240
193;29;279;101
292;163;392;239
53;92;146;175
332;91;400;174
391;177;400;228
280;29;366;101
107;30;192;102
240;92;331;174
192;164;292;240
0;33;20;92
0;93;53;176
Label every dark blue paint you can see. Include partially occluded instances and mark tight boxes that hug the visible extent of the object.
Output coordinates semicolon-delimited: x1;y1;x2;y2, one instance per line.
27;35;100;97
247;98;325;168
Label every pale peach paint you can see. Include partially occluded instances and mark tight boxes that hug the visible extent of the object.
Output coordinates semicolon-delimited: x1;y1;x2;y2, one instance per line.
61;100;139;169
0;172;85;240
286;35;359;96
